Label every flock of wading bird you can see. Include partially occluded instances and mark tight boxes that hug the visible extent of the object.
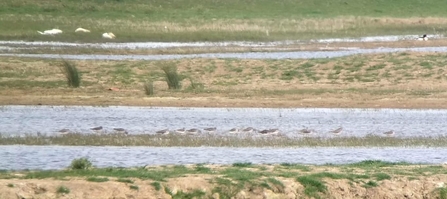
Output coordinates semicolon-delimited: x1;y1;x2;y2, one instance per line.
57;126;396;137
37;27;116;39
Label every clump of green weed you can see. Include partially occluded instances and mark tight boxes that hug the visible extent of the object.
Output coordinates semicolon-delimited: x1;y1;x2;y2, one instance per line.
56;185;70;194
69;157;93;170
60;59;81;88
363;180;378;188
296;176;326;198
7;183;14;188
151;182;162;191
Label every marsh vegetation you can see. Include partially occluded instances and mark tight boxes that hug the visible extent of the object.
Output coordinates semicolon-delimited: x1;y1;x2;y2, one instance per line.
0;52;446;108
1;133;447;147
1;159;447;199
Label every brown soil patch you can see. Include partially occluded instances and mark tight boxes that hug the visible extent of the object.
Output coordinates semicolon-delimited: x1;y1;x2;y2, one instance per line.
1;51;447;108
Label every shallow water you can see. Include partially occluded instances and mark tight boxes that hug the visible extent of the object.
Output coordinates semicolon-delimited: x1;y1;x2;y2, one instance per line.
1;106;446;138
0;34;442;50
0;145;445;170
1;46;447;60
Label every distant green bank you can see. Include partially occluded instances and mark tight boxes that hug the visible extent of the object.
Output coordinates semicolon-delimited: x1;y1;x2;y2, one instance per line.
1;0;446;42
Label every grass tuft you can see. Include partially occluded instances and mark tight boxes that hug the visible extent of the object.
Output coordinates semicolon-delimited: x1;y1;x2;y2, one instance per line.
297;176;327;198
160;62;182;90
69;157;93;170
144;81;155;96
7;183;14;188
363;180;378;188
151;181;162;191
56;185;70;194
59;60;81;88
439;187;447;199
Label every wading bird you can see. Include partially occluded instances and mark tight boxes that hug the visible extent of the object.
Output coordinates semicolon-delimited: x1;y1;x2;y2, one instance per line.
156;129;170;135
417;34;428;41
383;130;395;136
175;128;186;134
204;127;217;133
90;126;103;134
186;128;201;135
330;127;343;135
113;128;128;135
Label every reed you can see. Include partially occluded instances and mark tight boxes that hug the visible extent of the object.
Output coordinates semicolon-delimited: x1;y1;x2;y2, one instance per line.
1;133;447;147
160;63;182;90
59;60;81;88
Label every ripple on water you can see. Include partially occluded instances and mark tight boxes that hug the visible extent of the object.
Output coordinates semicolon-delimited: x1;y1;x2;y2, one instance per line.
0;145;446;170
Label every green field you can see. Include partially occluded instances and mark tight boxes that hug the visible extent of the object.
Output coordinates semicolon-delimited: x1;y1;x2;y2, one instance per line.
1;0;446;42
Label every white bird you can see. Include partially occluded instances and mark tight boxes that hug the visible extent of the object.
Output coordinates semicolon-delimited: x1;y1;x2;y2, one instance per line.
417;34;428;41
75;28;91;33
102;32;116;39
37;29;63;35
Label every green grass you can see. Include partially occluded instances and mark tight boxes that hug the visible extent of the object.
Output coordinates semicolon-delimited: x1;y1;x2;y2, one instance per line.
151;182;162;191
6;183;14;188
439;187;447;199
374;173;391;181
2;0;447;42
297;176;327;198
363;180;379;188
56;185;70;194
